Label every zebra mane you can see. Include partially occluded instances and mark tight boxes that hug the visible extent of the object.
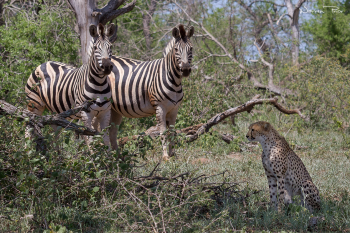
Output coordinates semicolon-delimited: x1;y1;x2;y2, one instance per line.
162;38;176;58
87;39;95;58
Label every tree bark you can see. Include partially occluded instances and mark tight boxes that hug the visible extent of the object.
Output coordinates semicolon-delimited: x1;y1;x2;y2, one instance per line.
142;0;158;52
285;0;306;66
67;0;99;64
66;0;136;64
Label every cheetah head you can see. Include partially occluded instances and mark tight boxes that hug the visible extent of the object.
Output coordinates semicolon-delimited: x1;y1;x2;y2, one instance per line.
246;121;271;143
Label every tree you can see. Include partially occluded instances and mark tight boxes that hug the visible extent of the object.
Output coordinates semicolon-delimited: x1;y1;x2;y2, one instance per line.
284;0;306;66
66;0;136;64
304;0;350;66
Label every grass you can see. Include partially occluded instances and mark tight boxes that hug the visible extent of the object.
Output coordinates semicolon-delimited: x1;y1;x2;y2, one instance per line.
1;112;350;232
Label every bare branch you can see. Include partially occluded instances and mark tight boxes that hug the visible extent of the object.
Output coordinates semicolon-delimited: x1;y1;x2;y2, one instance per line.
0;100;99;137
186;96;307;142
117;96;307;145
99;0;137;25
276;13;292;25
173;1;293;96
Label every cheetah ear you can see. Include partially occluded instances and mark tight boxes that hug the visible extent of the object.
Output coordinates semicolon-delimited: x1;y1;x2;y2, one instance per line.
263;122;270;131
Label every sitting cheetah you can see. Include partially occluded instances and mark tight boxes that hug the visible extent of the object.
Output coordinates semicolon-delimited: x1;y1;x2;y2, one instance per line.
246;121;321;212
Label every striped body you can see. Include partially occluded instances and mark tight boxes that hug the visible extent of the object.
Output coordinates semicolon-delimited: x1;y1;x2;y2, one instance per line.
25;24;116;149
109;24;194;160
109;54;184;118
26;61;112;119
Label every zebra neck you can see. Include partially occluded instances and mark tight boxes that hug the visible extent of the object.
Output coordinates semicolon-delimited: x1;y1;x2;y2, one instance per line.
87;54;107;85
165;50;182;87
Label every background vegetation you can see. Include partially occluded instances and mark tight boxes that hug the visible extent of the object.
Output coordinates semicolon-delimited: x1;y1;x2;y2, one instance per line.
1;0;350;232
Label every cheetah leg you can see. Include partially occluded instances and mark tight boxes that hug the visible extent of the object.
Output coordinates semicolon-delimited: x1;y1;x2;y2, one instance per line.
277;175;286;211
155;105;169;161
166;107;178;157
301;181;321;212
265;170;278;210
110;109;123;153
284;173;293;205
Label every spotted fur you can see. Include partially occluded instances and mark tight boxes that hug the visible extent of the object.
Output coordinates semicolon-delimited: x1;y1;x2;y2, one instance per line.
246;121;321;212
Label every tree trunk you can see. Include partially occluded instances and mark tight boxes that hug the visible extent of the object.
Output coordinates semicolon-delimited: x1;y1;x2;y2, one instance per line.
67;0;136;64
142;0;158;52
285;0;306;66
68;0;98;64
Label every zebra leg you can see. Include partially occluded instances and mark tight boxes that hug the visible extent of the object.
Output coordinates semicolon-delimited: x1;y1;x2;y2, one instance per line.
25;101;45;146
81;111;94;153
156;106;169;161
51;124;62;154
166;108;178;157
98;110;111;150
110;109;123;152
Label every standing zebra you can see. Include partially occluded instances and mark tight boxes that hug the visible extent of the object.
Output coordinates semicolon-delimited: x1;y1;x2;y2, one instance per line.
108;24;194;160
25;23;116;149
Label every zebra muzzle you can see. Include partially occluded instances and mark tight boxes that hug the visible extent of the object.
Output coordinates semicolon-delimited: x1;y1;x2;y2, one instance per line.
101;58;114;75
180;63;191;77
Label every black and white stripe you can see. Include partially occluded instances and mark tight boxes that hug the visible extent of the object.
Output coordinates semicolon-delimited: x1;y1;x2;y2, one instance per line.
25;24;116;148
162;37;176;57
109;24;194;160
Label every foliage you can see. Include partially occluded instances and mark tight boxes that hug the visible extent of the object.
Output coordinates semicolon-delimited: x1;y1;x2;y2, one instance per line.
0;4;79;103
303;0;350;66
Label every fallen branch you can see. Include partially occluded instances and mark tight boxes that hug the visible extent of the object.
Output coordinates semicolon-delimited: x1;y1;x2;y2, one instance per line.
186;96;307;142
118;95;308;145
0;100;99;141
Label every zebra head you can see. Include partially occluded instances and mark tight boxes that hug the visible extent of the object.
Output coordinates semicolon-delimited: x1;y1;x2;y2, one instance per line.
89;23;116;76
172;24;194;77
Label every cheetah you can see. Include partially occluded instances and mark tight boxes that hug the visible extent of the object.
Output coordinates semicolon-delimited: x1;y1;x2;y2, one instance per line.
246;121;321;212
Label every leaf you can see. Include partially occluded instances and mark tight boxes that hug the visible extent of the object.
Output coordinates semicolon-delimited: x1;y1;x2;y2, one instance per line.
93;187;100;192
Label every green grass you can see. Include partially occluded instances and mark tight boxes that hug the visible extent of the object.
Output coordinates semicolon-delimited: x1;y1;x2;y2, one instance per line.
2;113;350;232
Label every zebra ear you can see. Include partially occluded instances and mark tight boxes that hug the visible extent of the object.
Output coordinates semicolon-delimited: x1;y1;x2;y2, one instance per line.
186;26;194;38
89;25;98;37
172;27;180;39
106;23;116;37
178;24;186;39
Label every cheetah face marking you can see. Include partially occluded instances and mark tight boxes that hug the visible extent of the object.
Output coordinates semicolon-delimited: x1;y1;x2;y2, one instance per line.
246;121;270;143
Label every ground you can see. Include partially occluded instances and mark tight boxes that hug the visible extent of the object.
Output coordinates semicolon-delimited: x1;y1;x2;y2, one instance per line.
1;117;350;232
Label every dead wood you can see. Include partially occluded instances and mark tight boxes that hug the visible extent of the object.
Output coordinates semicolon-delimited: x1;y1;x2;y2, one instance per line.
117;95;308;146
0;100;99;151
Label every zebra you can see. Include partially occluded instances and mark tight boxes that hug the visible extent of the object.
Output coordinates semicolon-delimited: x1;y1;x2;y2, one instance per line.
25;23;116;149
108;24;194;160
162;37;176;57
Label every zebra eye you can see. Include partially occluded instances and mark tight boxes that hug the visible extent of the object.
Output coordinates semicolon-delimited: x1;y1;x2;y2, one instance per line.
174;48;178;52
94;46;97;50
